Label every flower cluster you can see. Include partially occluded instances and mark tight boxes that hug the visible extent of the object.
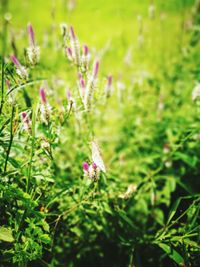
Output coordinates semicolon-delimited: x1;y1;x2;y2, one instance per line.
83;61;99;110
65;26;90;71
82;162;100;181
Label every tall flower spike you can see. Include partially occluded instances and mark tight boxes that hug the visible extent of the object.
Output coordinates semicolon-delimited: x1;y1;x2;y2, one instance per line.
39;87;51;125
70;26;81;66
10;55;28;80
27;23;35;47
27;23;40;65
84;61;100;110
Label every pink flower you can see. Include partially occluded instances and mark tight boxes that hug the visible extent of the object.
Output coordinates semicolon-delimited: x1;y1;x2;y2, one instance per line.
22;112;29;122
107;75;112;87
92;162;97;169
80;78;85;88
66;47;73;59
82;162;89;171
10;55;28;80
93;61;99;78
27;23;35;46
39;88;47;104
67;89;72;100
70;26;76;40
83;45;89;56
10;55;21;68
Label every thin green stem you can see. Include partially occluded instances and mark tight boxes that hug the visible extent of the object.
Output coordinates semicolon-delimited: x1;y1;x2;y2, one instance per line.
4;105;15;173
0;2;8;115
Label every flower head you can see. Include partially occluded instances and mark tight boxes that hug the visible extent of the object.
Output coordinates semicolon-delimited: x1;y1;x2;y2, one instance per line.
27;23;40;65
27;23;35;47
83;162;89;171
10;55;28;80
82;161;100;181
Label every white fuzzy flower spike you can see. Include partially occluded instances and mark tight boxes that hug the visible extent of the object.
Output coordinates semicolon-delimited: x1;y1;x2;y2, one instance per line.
91;141;106;173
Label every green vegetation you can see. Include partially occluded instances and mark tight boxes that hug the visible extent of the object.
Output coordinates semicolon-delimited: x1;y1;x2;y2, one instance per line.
0;0;200;266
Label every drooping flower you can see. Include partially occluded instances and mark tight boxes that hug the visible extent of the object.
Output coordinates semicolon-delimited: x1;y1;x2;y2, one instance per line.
10;55;28;80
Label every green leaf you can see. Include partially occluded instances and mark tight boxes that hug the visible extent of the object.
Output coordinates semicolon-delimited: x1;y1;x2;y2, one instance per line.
158;243;184;265
166;198;181;225
40;234;51;244
0;226;14;242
